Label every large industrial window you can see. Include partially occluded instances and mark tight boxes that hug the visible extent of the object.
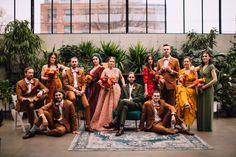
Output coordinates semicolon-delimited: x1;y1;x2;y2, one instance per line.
0;0;235;34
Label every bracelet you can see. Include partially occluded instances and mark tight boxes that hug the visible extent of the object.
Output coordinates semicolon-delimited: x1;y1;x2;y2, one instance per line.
171;112;176;115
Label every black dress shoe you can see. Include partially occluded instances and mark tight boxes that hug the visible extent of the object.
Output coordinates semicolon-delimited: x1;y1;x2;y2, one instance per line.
115;129;124;136
85;126;94;132
22;131;35;139
103;123;115;129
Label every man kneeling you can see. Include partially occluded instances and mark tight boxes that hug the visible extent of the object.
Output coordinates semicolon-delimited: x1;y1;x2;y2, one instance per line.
22;89;78;139
139;91;194;135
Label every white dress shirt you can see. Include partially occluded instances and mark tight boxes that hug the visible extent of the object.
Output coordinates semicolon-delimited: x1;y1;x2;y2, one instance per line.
25;78;33;94
163;56;171;68
72;68;78;88
128;84;134;100
56;100;64;121
153;101;162;122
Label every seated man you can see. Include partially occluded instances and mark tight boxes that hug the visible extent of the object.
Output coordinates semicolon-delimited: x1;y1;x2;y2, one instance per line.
104;72;144;136
63;57;92;132
16;67;48;127
22;89;78;139
139;91;194;135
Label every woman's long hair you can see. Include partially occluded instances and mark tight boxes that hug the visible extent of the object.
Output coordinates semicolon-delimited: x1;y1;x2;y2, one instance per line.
47;52;58;68
144;53;154;70
200;50;213;66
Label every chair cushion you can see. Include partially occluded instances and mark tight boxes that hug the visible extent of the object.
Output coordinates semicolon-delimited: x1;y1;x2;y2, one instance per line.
112;110;141;120
126;111;141;120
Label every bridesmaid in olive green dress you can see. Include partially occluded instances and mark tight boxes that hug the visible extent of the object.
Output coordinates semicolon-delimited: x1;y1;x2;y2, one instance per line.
197;51;217;131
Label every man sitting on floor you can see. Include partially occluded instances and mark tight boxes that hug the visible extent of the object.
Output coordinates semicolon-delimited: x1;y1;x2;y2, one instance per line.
139;91;194;135
22;89;78;139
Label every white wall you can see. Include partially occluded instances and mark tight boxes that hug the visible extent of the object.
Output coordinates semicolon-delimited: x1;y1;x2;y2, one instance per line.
39;34;236;53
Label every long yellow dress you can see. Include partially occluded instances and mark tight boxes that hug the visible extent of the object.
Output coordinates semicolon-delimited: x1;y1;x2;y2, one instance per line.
175;69;197;127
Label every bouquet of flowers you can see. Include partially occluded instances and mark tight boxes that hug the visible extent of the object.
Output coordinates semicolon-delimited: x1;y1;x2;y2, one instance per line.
194;78;206;87
100;75;116;91
155;74;164;84
178;73;188;85
85;74;93;83
45;68;58;79
150;69;156;76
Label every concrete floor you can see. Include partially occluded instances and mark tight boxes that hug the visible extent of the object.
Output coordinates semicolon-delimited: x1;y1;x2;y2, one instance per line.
0;118;236;157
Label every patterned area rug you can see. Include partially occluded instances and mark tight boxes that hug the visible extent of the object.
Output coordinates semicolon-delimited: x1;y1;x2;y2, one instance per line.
68;130;213;151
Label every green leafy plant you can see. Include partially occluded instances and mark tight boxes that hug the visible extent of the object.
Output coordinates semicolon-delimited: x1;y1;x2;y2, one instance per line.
58;42;100;71
181;28;218;67
32;48;52;78
78;41;99;60
100;41;126;72
214;40;236;117
1;20;42;81
182;28;217;55
127;42;147;73
0;80;14;109
58;45;80;65
77;41;100;71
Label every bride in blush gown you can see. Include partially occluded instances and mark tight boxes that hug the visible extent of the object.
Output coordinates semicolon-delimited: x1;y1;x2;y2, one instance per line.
90;56;126;131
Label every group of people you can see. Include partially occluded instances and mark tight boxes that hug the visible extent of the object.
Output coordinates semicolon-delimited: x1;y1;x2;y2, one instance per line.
15;44;217;140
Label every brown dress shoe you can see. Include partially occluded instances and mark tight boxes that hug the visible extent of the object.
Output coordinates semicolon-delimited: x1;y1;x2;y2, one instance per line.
22;131;35;139
181;129;194;136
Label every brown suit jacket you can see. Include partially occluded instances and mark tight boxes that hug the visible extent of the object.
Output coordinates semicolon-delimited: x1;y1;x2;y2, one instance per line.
156;57;180;90
139;99;176;130
38;99;77;132
63;68;86;92
15;78;49;111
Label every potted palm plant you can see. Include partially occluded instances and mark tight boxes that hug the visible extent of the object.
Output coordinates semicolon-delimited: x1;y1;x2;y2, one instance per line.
127;42;147;74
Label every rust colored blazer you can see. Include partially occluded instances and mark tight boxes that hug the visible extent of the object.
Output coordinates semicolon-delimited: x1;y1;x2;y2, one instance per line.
63;68;86;92
38;99;77;132
139;99;176;130
15;78;49;111
156;57;180;90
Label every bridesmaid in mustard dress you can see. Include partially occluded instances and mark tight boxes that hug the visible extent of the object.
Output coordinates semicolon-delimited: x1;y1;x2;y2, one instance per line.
90;56;126;131
175;57;198;130
41;52;67;103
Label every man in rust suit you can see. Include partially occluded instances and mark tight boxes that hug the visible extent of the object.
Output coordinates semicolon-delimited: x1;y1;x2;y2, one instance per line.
16;67;48;127
63;57;93;132
22;89;78;139
156;44;180;106
139;91;193;135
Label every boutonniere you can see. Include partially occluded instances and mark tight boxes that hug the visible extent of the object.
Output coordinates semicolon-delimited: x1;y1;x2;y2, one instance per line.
31;80;35;86
155;106;160;110
132;86;136;90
